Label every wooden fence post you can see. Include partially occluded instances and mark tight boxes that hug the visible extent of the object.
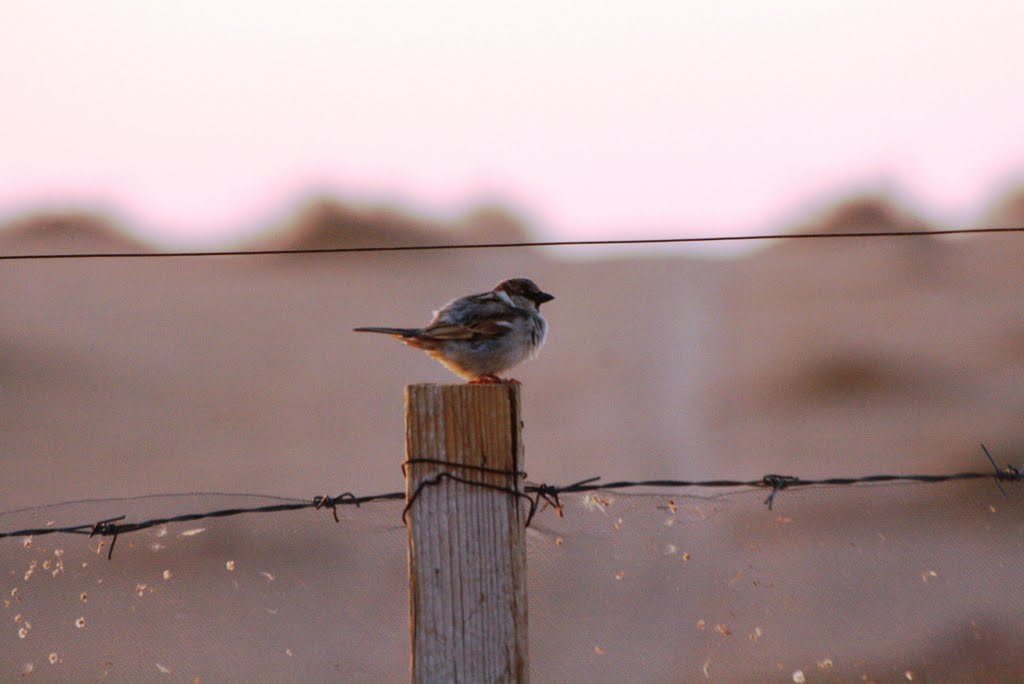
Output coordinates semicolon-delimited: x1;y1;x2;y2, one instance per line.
404;383;529;683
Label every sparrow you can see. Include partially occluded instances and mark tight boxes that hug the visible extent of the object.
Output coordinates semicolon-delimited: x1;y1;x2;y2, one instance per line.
354;278;554;383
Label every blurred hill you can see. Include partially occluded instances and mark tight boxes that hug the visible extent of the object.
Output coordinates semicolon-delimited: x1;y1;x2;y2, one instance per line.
250;196;448;251
0;210;148;255
246;197;533;252
982;183;1024;227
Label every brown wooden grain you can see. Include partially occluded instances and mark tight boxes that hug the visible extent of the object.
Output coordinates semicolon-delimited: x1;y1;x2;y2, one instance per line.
405;383;528;684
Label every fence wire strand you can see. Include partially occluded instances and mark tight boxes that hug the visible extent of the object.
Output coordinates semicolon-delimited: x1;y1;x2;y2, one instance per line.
1;446;1019;559
2;226;1023;261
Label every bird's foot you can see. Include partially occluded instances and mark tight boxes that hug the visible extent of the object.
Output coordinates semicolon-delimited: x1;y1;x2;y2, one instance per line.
468;374;520;385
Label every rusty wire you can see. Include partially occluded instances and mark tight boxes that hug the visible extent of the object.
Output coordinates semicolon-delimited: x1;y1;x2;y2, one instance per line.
0;446;1018;559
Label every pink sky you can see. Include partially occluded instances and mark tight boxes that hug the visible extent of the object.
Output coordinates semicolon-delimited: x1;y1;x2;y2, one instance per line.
2;2;1023;247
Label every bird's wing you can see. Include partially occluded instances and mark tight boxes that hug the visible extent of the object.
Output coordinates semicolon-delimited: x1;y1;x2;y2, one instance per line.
420;292;523;341
420;318;516;340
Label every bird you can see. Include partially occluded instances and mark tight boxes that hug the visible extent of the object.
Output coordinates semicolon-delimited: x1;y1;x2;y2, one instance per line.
354;278;554;383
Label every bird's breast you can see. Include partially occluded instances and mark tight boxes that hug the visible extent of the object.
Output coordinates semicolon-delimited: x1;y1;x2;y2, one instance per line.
529;314;548;357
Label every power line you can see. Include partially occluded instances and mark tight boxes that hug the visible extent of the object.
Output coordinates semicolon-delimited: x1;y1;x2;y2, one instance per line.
2;226;1023;261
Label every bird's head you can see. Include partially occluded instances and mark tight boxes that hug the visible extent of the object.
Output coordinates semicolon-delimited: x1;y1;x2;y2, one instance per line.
494;278;555;308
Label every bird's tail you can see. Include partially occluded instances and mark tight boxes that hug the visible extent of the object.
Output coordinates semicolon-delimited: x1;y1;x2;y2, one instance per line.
353;326;421;338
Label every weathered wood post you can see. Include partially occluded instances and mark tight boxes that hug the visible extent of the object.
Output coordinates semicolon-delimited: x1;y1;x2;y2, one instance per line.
404;383;528;683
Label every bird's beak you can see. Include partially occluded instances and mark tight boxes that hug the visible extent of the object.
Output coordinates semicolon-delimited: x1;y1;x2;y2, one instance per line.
537;292;555;304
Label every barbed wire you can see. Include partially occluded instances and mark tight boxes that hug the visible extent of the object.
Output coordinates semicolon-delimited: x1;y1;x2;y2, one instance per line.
0;446;1018;559
2;226;1023;261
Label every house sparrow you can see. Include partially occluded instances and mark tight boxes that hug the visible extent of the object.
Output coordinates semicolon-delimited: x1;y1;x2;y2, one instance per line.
354;278;554;383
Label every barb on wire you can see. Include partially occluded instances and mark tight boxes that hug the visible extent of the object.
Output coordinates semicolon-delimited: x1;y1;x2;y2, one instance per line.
526;476;602;524
88;515;126;559
315;492;351;522
89;515;126;537
1;447;1020;558
979;443;1019;498
760;475;800;510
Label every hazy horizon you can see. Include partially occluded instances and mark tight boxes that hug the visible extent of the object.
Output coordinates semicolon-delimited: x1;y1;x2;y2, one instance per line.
3;3;1023;250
